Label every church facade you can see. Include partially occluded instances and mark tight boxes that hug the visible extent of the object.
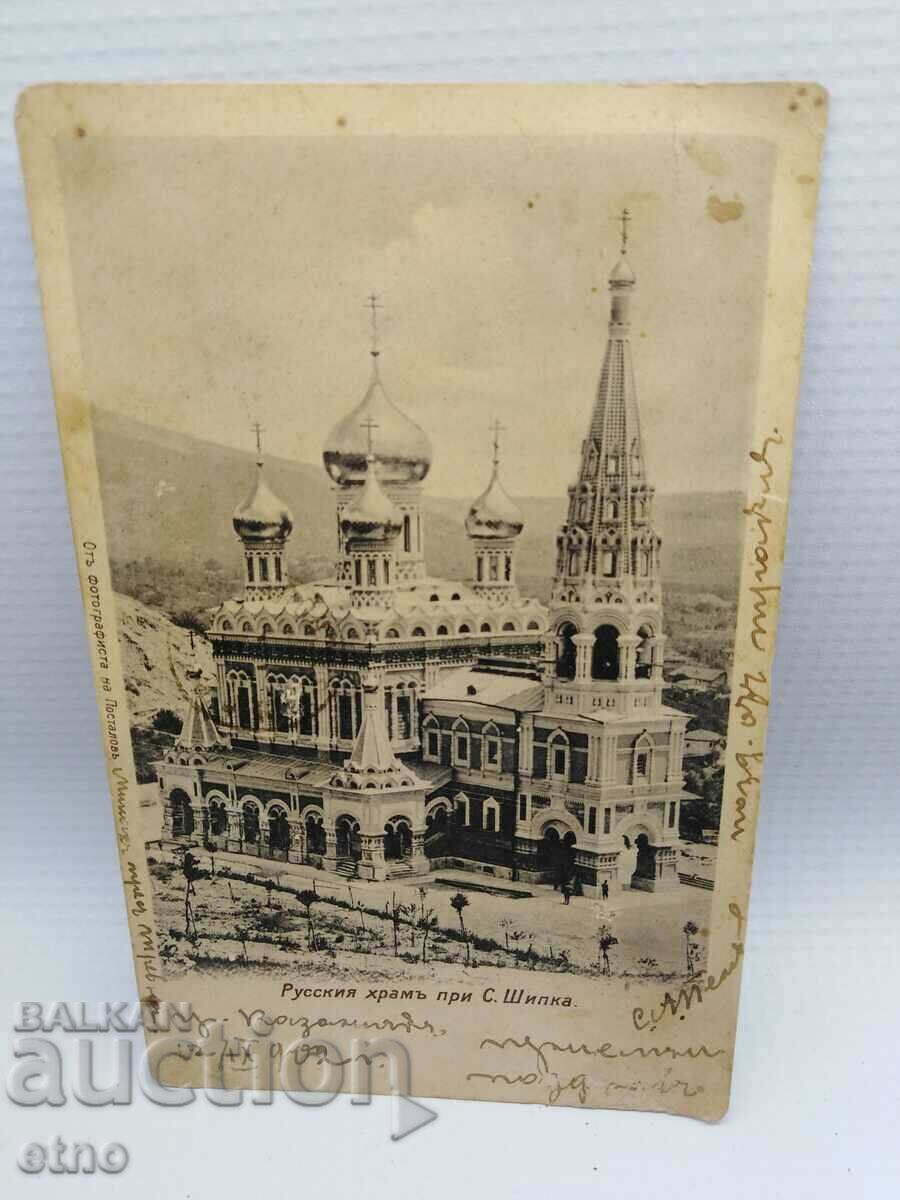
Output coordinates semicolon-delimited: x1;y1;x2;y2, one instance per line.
156;225;689;897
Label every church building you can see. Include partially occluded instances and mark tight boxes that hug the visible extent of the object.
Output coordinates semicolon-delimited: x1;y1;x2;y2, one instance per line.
157;220;689;896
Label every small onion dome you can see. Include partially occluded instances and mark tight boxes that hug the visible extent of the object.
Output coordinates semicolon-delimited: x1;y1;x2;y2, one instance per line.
465;464;524;540
340;455;402;543
323;356;432;486
609;254;636;286
233;463;293;542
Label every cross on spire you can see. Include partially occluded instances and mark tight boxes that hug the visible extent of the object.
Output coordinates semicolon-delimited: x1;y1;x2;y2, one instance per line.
620;207;631;255
360;415;379;457
490;417;505;468
364;292;383;356
251;420;265;465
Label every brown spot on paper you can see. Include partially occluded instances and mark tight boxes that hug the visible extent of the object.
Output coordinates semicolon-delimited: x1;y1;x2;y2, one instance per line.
707;194;744;223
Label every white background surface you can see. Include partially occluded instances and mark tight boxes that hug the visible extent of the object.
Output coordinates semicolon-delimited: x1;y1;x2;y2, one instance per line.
1;2;898;1196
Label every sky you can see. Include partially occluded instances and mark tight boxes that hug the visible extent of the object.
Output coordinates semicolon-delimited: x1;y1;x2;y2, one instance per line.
59;129;776;498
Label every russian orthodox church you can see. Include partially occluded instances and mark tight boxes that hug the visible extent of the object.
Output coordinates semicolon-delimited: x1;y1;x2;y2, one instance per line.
157;220;688;895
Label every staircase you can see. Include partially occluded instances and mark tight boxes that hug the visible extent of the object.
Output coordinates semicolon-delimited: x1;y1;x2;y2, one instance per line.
335;858;358;879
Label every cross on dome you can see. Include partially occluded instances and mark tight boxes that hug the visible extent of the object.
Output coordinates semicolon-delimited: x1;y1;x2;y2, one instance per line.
620;207;631;255
251;420;265;466
361;415;379;457
364;292;383;357
490;417;506;467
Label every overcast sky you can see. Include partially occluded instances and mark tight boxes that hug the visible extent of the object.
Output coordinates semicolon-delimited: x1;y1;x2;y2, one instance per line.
61;130;775;498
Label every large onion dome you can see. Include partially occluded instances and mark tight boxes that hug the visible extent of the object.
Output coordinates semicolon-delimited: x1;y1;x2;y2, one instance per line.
232;463;293;542
340;455;402;543
465;462;524;540
323;355;432;487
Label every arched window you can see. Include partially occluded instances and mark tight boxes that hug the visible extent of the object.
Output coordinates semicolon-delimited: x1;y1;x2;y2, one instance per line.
241;621;253;633
384;628;400;639
527;620;541;631
305;809;326;856
455;793;470;826
422;715;440;760
567;549;581;576
227;670;254;729
393;681;416;740
601;550;617;577
451;593;461;601
430;593;439;603
632;734;654;784
331;679;360;742
636;625;654;679
261;622;273;636
482;723;502;771
221;620;233;632
242;801;260;843
436;625;448;636
606;499;619;520
548;731;570;781
502;621;516;632
268;673;292;733
403;514;412;553
458;623;471;634
556;622;578;680
208;799;227;837
592;625;620;681
480;622;492;634
345;627;359;641
411;627;426;638
452;719;470;766
281;623;294;635
483;797;500;833
303;624;316;637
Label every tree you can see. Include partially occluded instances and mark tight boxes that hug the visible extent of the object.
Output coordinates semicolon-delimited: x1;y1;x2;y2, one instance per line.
204;839;217;878
389;894;403;957
598;925;618;976
298;889;319;951
264;878;276;908
683;920;700;976
153;708;182;735
418;910;438;963
180;850;200;941
509;929;524;965
450;892;470;965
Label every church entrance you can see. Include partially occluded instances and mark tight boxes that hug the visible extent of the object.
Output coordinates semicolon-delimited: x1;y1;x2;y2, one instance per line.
632;833;657;886
335;816;361;861
169;790;194;837
537;825;577;887
384;817;412;861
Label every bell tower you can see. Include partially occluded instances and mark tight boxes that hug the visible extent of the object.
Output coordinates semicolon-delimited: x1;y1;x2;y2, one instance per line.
545;213;666;717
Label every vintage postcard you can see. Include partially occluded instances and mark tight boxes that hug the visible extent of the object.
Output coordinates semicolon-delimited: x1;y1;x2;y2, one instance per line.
17;83;826;1119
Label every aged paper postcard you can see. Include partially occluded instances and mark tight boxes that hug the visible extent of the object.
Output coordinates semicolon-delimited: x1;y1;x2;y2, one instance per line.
17;83;826;1119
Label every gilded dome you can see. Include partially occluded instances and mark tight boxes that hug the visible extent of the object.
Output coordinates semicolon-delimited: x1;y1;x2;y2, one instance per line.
465;464;524;540
340;456;402;543
233;464;293;543
323;355;432;487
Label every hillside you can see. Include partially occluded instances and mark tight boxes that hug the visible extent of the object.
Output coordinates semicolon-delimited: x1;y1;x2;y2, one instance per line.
115;591;215;725
93;407;743;615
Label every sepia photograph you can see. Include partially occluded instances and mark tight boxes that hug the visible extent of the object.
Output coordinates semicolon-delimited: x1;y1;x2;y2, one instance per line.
16;82;826;1119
